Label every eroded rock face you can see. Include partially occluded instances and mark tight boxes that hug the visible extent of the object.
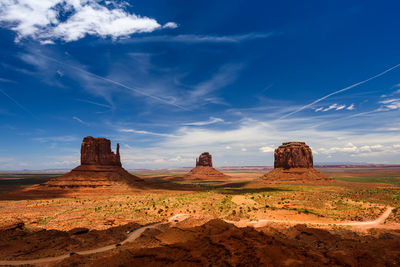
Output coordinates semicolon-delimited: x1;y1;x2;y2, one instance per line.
196;152;213;167
81;136;121;166
274;142;313;169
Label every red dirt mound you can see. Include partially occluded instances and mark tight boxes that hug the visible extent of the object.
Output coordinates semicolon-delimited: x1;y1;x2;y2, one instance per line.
262;168;333;184
185;166;230;180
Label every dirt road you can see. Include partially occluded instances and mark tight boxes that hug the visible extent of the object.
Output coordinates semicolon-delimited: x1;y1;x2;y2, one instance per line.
227;207;395;229
0;214;189;266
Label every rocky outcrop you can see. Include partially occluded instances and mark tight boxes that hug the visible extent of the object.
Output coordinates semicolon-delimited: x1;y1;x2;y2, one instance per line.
274;142;313;169
186;152;229;180
81;136;121;166
196;152;212;167
262;142;333;184
22;137;146;196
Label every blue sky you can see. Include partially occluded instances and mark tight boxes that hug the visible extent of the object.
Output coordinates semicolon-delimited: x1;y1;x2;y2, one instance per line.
0;1;399;170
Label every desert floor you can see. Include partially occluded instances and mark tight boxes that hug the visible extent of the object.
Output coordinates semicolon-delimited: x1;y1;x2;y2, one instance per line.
0;167;400;266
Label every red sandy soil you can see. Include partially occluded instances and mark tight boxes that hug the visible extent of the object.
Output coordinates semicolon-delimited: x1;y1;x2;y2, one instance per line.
58;219;400;266
185;166;231;180
261;168;334;184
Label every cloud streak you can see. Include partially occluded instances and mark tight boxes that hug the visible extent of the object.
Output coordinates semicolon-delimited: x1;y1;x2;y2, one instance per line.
37;54;189;110
280;63;400;119
123;32;273;44
0;87;37;119
183;117;224;126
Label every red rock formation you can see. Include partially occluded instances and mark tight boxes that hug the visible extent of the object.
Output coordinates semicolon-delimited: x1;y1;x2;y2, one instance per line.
274;142;313;169
262;142;333;184
21;137;146;196
196;152;212;167
81;136;121;166
186;152;229;180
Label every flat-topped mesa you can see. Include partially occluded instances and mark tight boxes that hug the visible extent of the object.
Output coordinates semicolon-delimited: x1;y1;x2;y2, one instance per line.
274;142;313;169
81;136;121;167
196;152;213;167
262;141;333;184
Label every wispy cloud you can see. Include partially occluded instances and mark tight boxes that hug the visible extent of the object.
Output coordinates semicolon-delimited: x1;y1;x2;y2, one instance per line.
123;32;273;44
183;117;224;126
0;0;176;42
379;98;400;110
119;128;176;137
314;103;349;112
280;63;400;119
72;116;89;126
18;50;189;111
0;88;37;119
76;99;113;109
33;135;78;143
0;77;16;83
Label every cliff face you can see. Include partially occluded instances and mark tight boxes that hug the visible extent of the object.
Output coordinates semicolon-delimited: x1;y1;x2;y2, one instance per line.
196;152;213;167
274;142;313;169
262;142;333;184
80;136;121;167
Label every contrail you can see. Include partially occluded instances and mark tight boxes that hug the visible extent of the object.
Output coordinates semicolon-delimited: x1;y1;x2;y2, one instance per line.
38;54;189;111
0;88;38;119
279;63;400;119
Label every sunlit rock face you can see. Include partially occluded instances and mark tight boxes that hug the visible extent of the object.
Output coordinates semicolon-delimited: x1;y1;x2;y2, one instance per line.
196;152;213;167
80;136;121;166
274;142;313;169
262;142;333;184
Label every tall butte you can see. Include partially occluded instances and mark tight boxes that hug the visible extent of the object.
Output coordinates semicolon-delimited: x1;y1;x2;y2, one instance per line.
262;142;333;184
185;152;230;180
23;136;145;197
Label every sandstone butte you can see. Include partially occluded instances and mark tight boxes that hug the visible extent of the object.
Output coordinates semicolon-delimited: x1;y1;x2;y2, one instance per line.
185;152;230;180
262;142;333;184
18;136;146;197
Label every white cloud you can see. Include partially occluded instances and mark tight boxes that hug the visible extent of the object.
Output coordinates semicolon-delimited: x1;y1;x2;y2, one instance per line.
315;104;349;112
241;148;247;152
335;104;346;110
0;0;175;42
379;98;400;110
183;117;224;126
322;104;337;112
346;103;355;110
225;146;232;150
163;22;178;29
259;146;274;153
